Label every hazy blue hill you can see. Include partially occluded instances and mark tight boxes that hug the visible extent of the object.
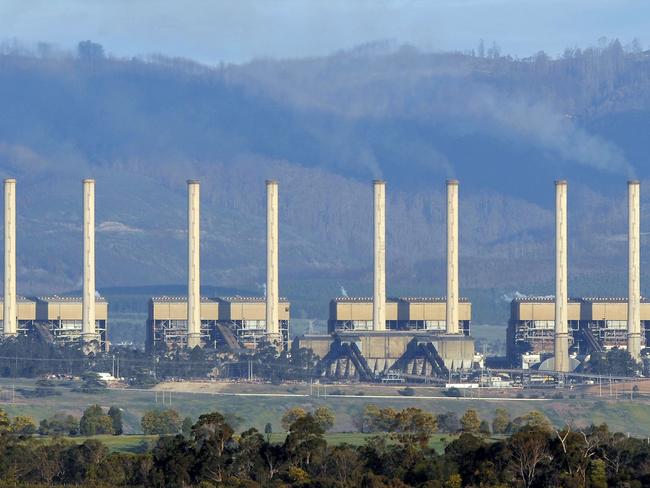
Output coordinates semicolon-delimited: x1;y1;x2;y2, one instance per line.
0;41;648;326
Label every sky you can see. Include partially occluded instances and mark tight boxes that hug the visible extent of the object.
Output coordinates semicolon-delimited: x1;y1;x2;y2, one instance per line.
0;0;648;65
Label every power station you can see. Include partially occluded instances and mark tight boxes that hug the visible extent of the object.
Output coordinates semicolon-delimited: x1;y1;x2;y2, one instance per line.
298;179;475;380
507;180;646;371
146;179;290;353
0;175;646;380
0;179;108;351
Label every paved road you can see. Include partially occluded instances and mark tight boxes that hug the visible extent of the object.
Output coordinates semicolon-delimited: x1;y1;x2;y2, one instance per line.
114;386;550;401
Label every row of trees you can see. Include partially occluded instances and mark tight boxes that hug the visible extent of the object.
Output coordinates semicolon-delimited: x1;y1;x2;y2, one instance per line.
1;404;650;486
4;402;549;439
0;335;320;384
355;404;552;437
586;348;641;376
12;405;124;437
6;405;193;437
5;403;238;439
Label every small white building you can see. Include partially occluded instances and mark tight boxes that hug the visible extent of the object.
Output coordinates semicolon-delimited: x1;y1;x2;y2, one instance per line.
96;372;117;382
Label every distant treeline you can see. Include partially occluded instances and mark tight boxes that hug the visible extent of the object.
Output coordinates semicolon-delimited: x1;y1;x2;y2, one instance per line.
0;336;319;384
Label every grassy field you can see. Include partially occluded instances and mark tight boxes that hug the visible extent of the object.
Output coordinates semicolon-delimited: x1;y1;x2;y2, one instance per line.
34;432;457;454
37;434;159;452
2;378;650;437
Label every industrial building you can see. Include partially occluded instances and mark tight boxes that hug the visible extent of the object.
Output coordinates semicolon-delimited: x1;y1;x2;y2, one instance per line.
0;295;109;350
507;296;650;367
0;297;33;337
328;296;471;334
146;295;290;352
297;180;476;381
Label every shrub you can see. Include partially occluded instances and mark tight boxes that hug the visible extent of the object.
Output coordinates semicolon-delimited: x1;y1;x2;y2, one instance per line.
79;405;114;436
444;387;462;397
39;413;79;436
10;416;36;436
18;387;60;398
460;409;481;434
313;406;335;431
437;412;461;433
479;420;491;436
141;409;182;435
281;407;308;431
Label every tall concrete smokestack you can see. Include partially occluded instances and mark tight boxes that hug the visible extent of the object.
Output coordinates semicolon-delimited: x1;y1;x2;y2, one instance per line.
554;180;570;372
3;179;16;337
266;180;280;342
187;180;201;348
373;180;386;331
82;179;97;343
628;180;641;360
446;180;459;334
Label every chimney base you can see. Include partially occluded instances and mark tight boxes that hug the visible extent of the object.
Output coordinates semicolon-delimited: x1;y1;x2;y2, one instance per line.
266;332;282;348
554;332;570;372
81;336;100;354
187;333;201;349
628;332;642;361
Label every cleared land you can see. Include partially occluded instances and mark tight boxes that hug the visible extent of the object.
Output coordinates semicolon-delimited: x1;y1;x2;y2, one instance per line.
36;434;159;453
1;378;650;436
33;432;456;454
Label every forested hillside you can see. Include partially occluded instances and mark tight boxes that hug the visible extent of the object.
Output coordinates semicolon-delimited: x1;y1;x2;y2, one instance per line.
0;39;649;323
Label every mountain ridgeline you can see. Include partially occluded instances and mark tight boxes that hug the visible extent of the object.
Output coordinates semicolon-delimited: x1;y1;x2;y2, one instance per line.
0;39;649;324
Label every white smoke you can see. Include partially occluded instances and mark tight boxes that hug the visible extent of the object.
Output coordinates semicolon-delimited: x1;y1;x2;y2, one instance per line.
501;290;529;302
97;221;143;233
357;147;383;179
257;282;267;298
469;90;635;176
340;285;348;297
502;291;556;302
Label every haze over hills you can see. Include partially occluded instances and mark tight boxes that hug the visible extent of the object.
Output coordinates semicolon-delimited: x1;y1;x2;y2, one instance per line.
1;39;650;327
